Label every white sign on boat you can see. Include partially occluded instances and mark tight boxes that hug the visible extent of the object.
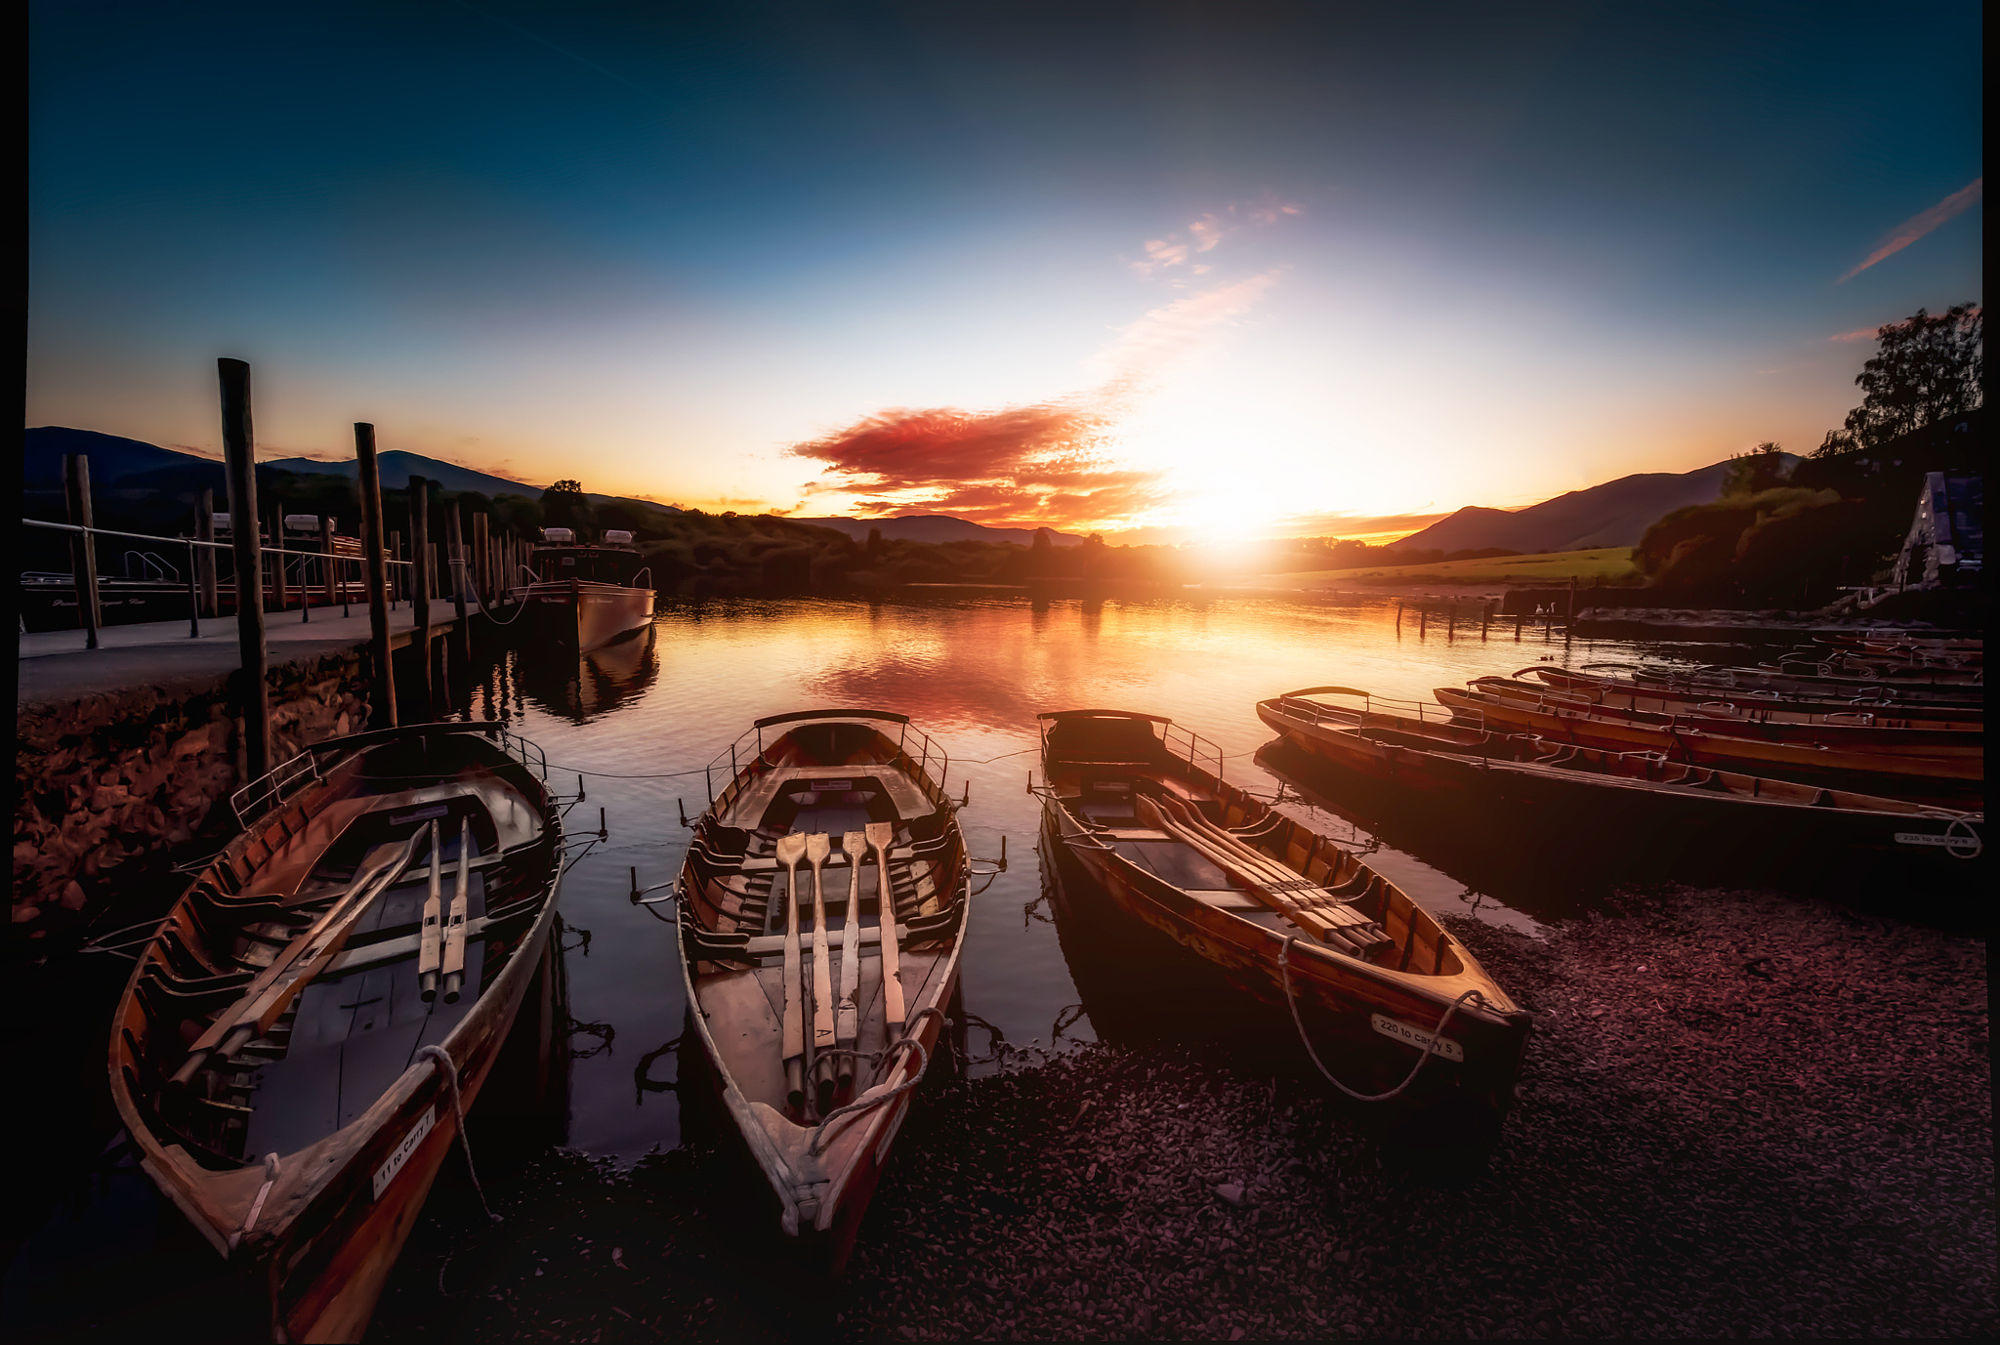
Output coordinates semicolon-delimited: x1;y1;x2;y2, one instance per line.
541;527;575;543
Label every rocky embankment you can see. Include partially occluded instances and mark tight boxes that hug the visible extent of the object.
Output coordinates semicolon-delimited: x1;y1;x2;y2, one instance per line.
360;885;1994;1341
10;653;374;955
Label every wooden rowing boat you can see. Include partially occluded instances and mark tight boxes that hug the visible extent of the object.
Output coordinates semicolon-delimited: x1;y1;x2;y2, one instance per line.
1597;663;1986;708
1257;688;1984;865
1436;685;1984;802
1464;676;1985;747
676;709;971;1272
108;721;565;1342
1514;666;1983;723
1035;709;1531;1139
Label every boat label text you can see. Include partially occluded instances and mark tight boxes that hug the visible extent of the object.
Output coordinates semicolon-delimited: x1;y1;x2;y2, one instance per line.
1371;1013;1464;1061
1893;830;1980;854
373;1107;435;1199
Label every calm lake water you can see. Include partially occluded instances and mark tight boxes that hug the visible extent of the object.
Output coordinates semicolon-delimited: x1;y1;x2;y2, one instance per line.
473;591;1701;1160
4;589;1719;1333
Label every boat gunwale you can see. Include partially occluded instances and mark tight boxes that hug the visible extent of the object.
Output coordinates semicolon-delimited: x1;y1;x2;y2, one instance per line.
674;710;972;1242
1035;708;1522;1025
106;721;566;1312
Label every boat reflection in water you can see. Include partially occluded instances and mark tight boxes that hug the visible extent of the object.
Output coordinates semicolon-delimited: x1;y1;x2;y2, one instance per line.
514;622;661;725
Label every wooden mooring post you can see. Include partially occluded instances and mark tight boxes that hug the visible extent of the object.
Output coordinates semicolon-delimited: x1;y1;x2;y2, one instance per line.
1447;604;1457;640
62;452;102;648
1418;605;1427;637
355;423;398;729
446;503;472;665
196;488;219;617
410;477;433;714
219;358;270;779
472;511;491;606
1481;599;1491;640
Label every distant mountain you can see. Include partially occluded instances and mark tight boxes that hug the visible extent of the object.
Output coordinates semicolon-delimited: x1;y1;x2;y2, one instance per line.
796;514;1086;547
262;451;546;501
1388;454;1801;555
24;427;1078;547
22;427;214;489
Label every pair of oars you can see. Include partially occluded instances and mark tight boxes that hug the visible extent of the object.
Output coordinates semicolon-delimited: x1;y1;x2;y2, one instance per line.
1133;790;1391;958
418;818;474;1003
776;820;905;1118
171;827;429;1087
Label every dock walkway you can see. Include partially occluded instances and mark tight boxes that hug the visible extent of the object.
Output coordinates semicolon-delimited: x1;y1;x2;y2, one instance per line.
16;606;476;708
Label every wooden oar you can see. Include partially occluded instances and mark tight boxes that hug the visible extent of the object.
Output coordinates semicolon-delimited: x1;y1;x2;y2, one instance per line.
172;829;428;1086
805;832;837;1114
440;817;472;1003
864;821;905;1039
1133;792;1380;955
775;833;808;1114
835;830;867;1099
417;821;443;1000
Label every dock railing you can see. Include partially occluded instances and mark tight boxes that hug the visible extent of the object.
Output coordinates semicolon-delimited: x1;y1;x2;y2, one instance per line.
22;515;421;642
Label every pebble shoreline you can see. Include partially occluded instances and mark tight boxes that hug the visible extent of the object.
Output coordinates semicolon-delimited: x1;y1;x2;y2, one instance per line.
372;885;1994;1341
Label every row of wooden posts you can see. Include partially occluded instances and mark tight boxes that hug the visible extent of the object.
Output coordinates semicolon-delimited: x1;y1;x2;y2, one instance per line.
206;358;530;779
1395;590;1574;642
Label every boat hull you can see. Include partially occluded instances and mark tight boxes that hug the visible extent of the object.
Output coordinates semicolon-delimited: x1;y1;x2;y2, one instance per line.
518;579;655;652
1437;687;1983;803
1031;732;1530;1138
674;710;970;1273
106;723;564;1343
1256;700;1985;869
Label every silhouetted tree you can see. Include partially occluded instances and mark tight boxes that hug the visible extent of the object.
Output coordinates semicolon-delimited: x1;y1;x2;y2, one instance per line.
1721;442;1792;495
1815;303;1983;455
541;478;593;532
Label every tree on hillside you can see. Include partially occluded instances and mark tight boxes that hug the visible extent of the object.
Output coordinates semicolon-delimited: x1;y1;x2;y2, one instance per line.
1721;442;1792;496
1814;303;1983;456
541;478;592;532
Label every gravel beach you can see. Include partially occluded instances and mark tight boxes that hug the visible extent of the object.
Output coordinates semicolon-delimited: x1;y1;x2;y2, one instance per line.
360;884;1995;1341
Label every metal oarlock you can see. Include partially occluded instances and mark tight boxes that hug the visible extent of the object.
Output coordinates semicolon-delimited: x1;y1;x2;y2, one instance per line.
629;865;677;906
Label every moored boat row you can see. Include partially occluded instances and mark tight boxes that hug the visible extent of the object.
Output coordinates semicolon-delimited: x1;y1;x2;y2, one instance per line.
97;634;1981;1337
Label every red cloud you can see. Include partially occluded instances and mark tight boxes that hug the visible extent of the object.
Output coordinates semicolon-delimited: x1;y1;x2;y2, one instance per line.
792;401;1167;530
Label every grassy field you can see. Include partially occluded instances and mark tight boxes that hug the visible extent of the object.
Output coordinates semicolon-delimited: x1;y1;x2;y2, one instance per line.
1254;546;1640;587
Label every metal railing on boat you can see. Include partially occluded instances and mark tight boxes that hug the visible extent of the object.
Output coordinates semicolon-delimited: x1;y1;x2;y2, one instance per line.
697;711;955;815
230;720;546;826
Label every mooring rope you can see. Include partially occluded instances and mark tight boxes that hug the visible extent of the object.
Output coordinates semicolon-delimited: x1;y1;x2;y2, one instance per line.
452;557;533;628
807;1006;946;1156
416;1044;502;1223
1276;936;1489;1103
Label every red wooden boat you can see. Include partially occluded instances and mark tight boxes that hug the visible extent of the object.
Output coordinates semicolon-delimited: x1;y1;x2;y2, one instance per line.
1464;676;1984;747
108;722;565;1341
1436;685;1983;803
1258;687;1984;865
1036;709;1531;1140
674;710;972;1272
1514;665;1982;723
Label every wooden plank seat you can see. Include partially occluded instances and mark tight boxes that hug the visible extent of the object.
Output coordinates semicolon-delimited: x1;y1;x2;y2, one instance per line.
718;763;933;831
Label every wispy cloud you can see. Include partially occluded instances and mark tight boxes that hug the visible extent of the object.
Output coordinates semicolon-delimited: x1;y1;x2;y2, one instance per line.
1127;196;1303;280
1828;325;1880;342
1091;271;1281;391
793;271;1282;530
1838;178;1983;283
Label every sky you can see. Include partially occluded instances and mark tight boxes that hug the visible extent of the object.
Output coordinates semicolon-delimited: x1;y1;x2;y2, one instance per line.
26;1;1985;543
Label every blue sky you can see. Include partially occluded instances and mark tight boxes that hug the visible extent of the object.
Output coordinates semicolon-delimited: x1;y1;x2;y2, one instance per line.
27;1;1984;538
